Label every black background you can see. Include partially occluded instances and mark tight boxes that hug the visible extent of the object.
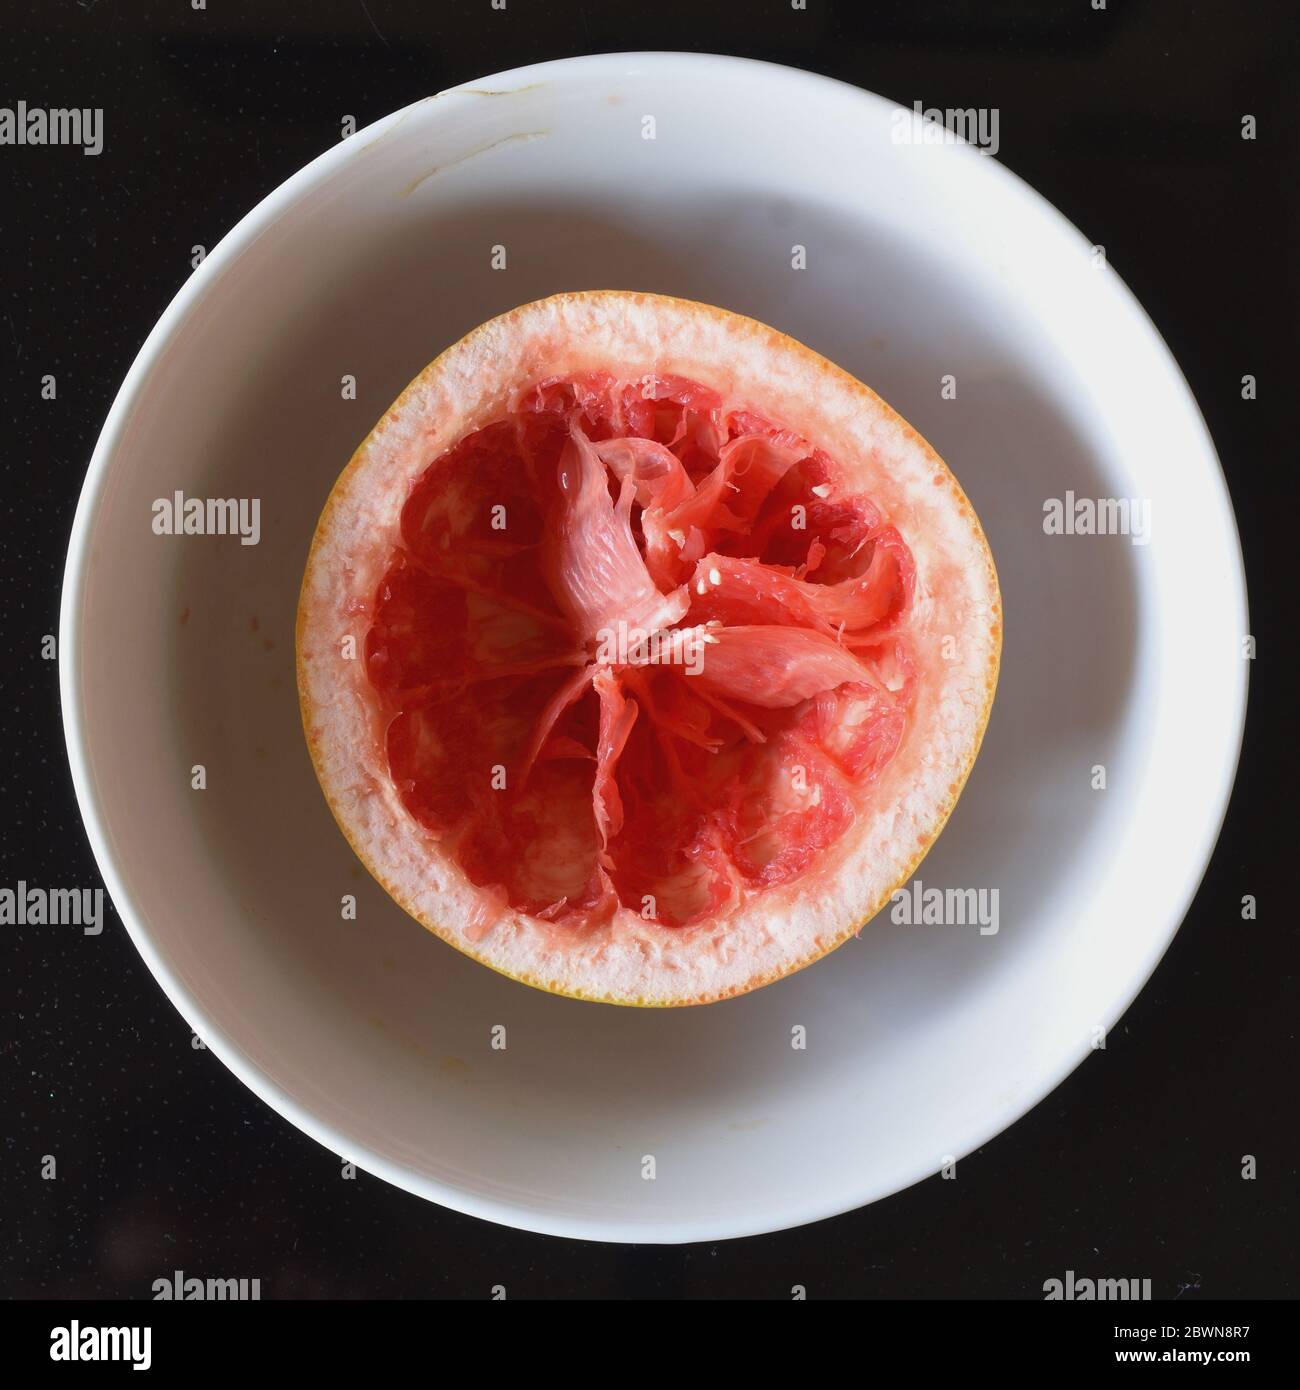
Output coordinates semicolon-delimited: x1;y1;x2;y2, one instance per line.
1;0;1295;1300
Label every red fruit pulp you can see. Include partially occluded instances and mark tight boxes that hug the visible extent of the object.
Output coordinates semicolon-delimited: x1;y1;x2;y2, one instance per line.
363;372;917;929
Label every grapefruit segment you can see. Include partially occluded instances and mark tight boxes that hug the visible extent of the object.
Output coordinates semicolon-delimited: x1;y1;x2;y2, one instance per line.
542;422;690;641
690;625;882;706
297;292;1001;1004
687;532;909;638
592;666;639;859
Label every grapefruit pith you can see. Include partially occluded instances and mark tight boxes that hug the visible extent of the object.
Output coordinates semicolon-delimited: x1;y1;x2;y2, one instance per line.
297;292;1001;1005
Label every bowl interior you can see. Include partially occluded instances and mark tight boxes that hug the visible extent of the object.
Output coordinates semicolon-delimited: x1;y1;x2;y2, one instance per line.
64;54;1245;1241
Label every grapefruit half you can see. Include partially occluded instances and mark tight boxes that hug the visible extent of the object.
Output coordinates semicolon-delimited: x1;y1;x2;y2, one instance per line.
296;291;1001;1005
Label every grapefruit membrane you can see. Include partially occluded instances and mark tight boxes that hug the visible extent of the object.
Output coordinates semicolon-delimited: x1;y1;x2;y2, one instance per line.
297;292;1001;1004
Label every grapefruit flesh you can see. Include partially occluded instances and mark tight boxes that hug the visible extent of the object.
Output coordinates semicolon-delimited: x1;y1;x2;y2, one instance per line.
365;373;915;930
297;292;1001;1004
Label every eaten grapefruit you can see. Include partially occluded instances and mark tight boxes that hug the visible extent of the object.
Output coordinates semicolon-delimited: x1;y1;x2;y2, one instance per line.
297;292;1001;1005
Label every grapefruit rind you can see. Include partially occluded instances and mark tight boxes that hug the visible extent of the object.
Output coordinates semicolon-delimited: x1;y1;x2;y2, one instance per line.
296;291;1002;1006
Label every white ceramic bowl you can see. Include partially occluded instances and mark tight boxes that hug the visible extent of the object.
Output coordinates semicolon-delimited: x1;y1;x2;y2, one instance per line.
61;53;1247;1242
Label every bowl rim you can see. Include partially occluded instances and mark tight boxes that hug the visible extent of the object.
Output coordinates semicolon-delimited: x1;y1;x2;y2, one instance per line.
59;50;1249;1244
